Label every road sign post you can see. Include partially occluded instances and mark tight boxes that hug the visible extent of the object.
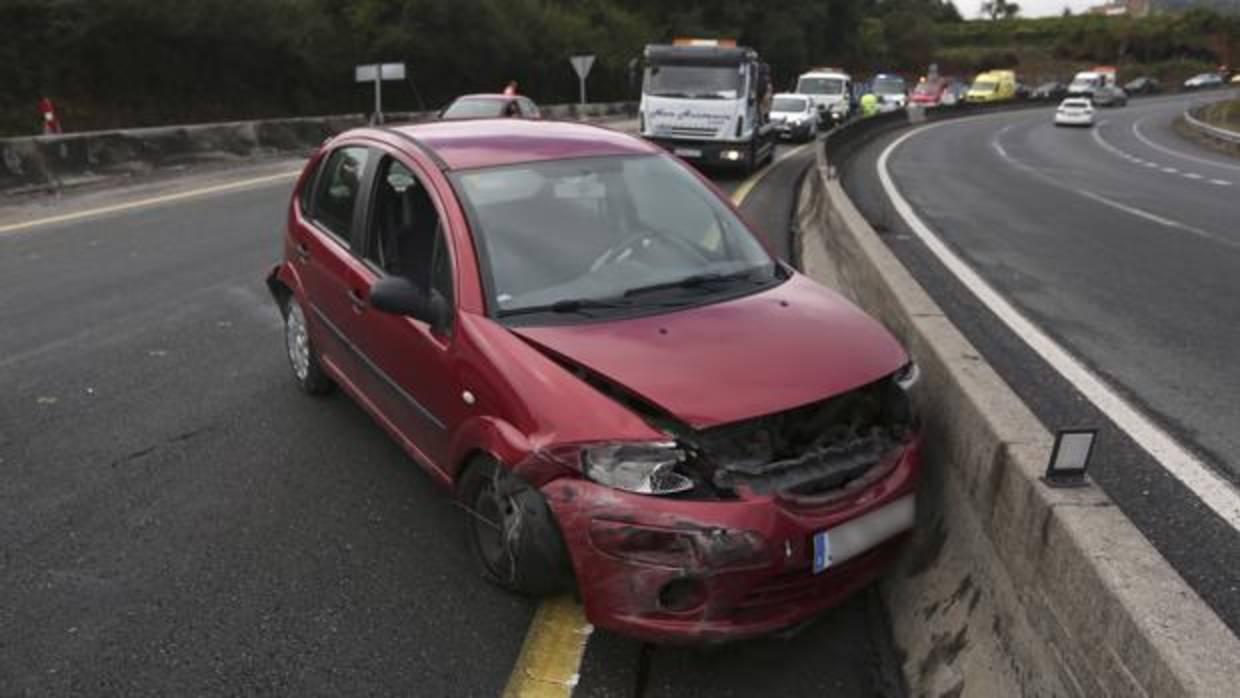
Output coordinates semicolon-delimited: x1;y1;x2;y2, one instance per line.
355;63;407;125
569;55;595;105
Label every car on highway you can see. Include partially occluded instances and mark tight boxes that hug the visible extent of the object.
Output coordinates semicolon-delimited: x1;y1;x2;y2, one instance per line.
910;76;950;107
1124;76;1160;94
965;70;1016;103
769;93;820;141
1091;84;1128;107
1054;97;1095;127
1184;73;1224;89
266;119;924;644
440;94;541;120
1031;81;1067;100
870;73;908;112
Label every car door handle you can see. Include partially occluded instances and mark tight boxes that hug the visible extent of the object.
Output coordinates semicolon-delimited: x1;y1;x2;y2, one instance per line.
295;243;311;261
348;289;367;312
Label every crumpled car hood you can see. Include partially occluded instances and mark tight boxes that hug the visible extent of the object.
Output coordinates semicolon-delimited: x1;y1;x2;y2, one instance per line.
510;274;908;429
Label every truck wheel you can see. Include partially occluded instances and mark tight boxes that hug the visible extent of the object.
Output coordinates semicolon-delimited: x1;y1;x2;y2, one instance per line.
459;457;575;597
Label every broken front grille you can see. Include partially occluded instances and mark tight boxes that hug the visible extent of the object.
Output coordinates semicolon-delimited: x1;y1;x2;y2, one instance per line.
683;376;914;504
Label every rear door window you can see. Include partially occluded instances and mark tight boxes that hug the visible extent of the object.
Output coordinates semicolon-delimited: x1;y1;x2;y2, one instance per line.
310;146;370;247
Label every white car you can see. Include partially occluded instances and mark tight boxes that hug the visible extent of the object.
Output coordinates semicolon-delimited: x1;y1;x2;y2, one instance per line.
769;93;820;141
1054;98;1095;127
1184;73;1223;89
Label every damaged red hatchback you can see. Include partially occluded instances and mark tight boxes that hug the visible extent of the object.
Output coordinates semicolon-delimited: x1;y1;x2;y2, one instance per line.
267;119;922;644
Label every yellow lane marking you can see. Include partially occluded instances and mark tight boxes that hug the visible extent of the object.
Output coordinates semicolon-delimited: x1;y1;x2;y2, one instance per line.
0;170;301;237
501;138;820;697
731;139;817;206
502;596;593;697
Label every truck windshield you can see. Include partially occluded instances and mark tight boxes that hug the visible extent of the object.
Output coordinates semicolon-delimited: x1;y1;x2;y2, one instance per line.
645;64;744;99
797;77;844;95
873;78;906;95
452;154;778;320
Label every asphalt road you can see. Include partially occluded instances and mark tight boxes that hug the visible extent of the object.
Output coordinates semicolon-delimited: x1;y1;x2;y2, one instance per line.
1;135;899;696
842;92;1240;636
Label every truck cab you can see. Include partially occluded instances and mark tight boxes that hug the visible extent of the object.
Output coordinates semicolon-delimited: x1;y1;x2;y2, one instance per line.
639;39;776;173
796;68;853;123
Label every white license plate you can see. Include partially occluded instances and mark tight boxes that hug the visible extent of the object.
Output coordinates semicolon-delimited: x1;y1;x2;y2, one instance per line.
673;148;702;158
812;495;915;574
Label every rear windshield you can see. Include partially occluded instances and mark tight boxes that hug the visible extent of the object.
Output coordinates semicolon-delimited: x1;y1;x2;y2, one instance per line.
772;96;808;112
796;77;844;95
972;80;996;91
1061;99;1090;108
873;78;905;95
442;98;507;119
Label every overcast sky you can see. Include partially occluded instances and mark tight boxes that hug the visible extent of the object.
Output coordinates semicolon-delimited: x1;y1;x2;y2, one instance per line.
964;0;1100;18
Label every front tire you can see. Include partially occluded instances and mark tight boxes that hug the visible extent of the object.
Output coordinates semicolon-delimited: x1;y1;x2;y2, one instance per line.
459;458;574;596
283;296;334;395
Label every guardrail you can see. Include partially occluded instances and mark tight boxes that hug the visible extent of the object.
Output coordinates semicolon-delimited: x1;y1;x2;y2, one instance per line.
798;101;1240;696
0;101;636;195
1183;102;1240;144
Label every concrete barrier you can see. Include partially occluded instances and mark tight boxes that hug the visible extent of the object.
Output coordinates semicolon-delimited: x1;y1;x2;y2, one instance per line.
0;101;636;194
796;110;1240;696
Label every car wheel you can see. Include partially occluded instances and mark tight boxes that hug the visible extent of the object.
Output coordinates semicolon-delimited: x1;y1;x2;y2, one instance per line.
460;457;574;596
283;295;334;395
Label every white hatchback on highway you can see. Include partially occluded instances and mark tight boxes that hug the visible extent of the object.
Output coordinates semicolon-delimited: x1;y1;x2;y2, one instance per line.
1054;98;1094;127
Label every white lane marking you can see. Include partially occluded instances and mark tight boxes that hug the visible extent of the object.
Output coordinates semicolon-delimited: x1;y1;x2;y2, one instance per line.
0;170;301;237
1132;116;1240;172
1209;178;1232;186
1144;162;1159;168
880;123;1240;530
1183;173;1203;180
993;125;1231;248
1161;167;1179;173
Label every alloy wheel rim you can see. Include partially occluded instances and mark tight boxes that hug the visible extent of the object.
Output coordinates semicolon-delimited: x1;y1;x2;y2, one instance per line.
286;302;311;381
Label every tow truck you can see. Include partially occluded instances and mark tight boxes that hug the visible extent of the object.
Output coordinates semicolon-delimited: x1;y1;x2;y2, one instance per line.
639;38;776;173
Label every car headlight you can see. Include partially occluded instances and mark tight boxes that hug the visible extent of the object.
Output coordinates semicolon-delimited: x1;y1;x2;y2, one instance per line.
830;102;847;113
582;442;693;495
788;117;803;125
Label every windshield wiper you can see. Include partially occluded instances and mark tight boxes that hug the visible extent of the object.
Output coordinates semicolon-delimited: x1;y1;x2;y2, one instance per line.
622;270;758;298
498;298;632;318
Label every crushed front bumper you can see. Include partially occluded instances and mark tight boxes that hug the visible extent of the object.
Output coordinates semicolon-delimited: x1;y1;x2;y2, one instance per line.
540;434;921;644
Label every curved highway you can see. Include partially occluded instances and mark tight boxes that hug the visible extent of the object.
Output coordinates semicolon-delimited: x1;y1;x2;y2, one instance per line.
843;91;1240;635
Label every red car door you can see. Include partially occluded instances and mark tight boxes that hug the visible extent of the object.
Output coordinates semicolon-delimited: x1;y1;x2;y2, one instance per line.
350;149;465;476
292;145;377;392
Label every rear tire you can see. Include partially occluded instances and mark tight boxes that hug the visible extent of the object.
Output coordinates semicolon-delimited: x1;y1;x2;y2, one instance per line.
283;296;334;396
459;458;574;596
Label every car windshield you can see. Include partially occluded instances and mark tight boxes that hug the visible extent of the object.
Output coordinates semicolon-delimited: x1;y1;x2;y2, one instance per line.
1061;99;1089;108
972;80;997;91
772;96;808;112
452;154;779;319
442;98;507;119
913;82;940;96
797;77;844;95
645;64;743;99
873;78;905;95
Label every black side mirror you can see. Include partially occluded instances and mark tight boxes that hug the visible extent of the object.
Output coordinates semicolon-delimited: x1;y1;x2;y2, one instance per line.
370;276;451;331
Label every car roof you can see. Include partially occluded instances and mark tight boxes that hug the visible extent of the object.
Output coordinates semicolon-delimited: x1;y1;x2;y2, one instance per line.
452;93;517;102
773;92;809;101
385;119;661;171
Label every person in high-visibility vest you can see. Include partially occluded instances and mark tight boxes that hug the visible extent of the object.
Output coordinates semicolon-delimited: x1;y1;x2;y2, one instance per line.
860;92;880;118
